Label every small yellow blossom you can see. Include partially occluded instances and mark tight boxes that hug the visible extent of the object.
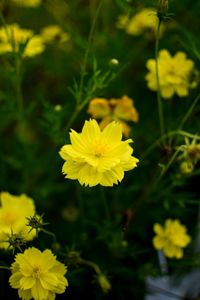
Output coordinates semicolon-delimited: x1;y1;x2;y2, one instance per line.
88;95;139;137
145;49;197;99
9;247;68;300
11;0;42;7
153;219;191;259
116;8;164;36
0;192;36;249
0;23;45;57
59;119;139;187
40;25;70;44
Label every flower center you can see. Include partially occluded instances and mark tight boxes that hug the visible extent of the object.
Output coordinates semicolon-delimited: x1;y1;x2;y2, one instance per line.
93;140;108;157
32;266;41;278
3;211;16;225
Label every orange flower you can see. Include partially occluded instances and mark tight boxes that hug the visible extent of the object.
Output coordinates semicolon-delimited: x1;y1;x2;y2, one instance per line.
88;95;139;137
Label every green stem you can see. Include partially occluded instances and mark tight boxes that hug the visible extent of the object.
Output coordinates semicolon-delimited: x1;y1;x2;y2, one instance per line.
78;0;104;104
155;18;165;139
140;130;200;160
63;0;104;134
78;257;102;275
178;92;200;130
159;146;182;178
15;57;23;118
0;266;10;271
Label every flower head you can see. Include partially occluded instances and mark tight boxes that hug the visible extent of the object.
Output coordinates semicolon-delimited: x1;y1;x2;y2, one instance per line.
0;23;45;57
11;0;42;7
117;8;164;37
9;247;68;300
88;95;139;137
153;219;191;259
145;49;197;99
41;25;70;44
0;192;36;249
59;119;139;187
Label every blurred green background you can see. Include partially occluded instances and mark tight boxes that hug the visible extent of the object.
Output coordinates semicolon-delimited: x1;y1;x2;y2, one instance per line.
0;0;200;299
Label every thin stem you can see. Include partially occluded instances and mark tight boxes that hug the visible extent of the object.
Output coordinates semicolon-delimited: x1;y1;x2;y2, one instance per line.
159;146;182;178
78;0;104;104
15;57;23;118
63;0;104;134
78;257;102;275
41;229;57;244
178;92;200;130
140;130;200;160
0;266;10;271
155;18;165;139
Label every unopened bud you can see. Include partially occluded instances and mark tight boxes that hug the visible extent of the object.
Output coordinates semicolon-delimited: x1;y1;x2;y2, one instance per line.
109;58;119;67
97;274;111;293
54;104;62;111
157;0;168;19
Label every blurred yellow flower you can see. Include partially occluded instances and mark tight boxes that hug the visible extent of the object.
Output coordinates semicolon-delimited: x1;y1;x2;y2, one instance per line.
41;25;70;44
0;23;45;57
0;192;36;249
11;0;42;7
145;49;197;99
59;119;139;187
116;8;164;36
88;95;139;137
9;247;68;300
153;219;191;259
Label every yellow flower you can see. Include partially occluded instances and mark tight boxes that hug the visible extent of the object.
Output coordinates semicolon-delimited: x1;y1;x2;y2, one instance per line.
0;23;45;57
145;49;197;99
11;0;42;7
0;192;36;249
116;8;164;36
59;119;139;187
9;247;68;300
41;25;70;44
88;95;139;137
153;219;191;259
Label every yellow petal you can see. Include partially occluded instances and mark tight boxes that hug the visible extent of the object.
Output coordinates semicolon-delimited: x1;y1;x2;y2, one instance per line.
31;280;48;300
102;121;122;145
20;276;36;290
152;236;164;250
81;119;101;144
9;272;22;289
153;223;164;235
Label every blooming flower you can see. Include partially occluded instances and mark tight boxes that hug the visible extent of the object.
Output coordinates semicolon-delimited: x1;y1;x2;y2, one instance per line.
11;0;42;7
153;219;191;259
59;119;139;187
88;95;139;137
40;25;70;44
0;23;45;57
116;8;164;36
0;192;36;249
145;49;197;99
9;247;68;300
